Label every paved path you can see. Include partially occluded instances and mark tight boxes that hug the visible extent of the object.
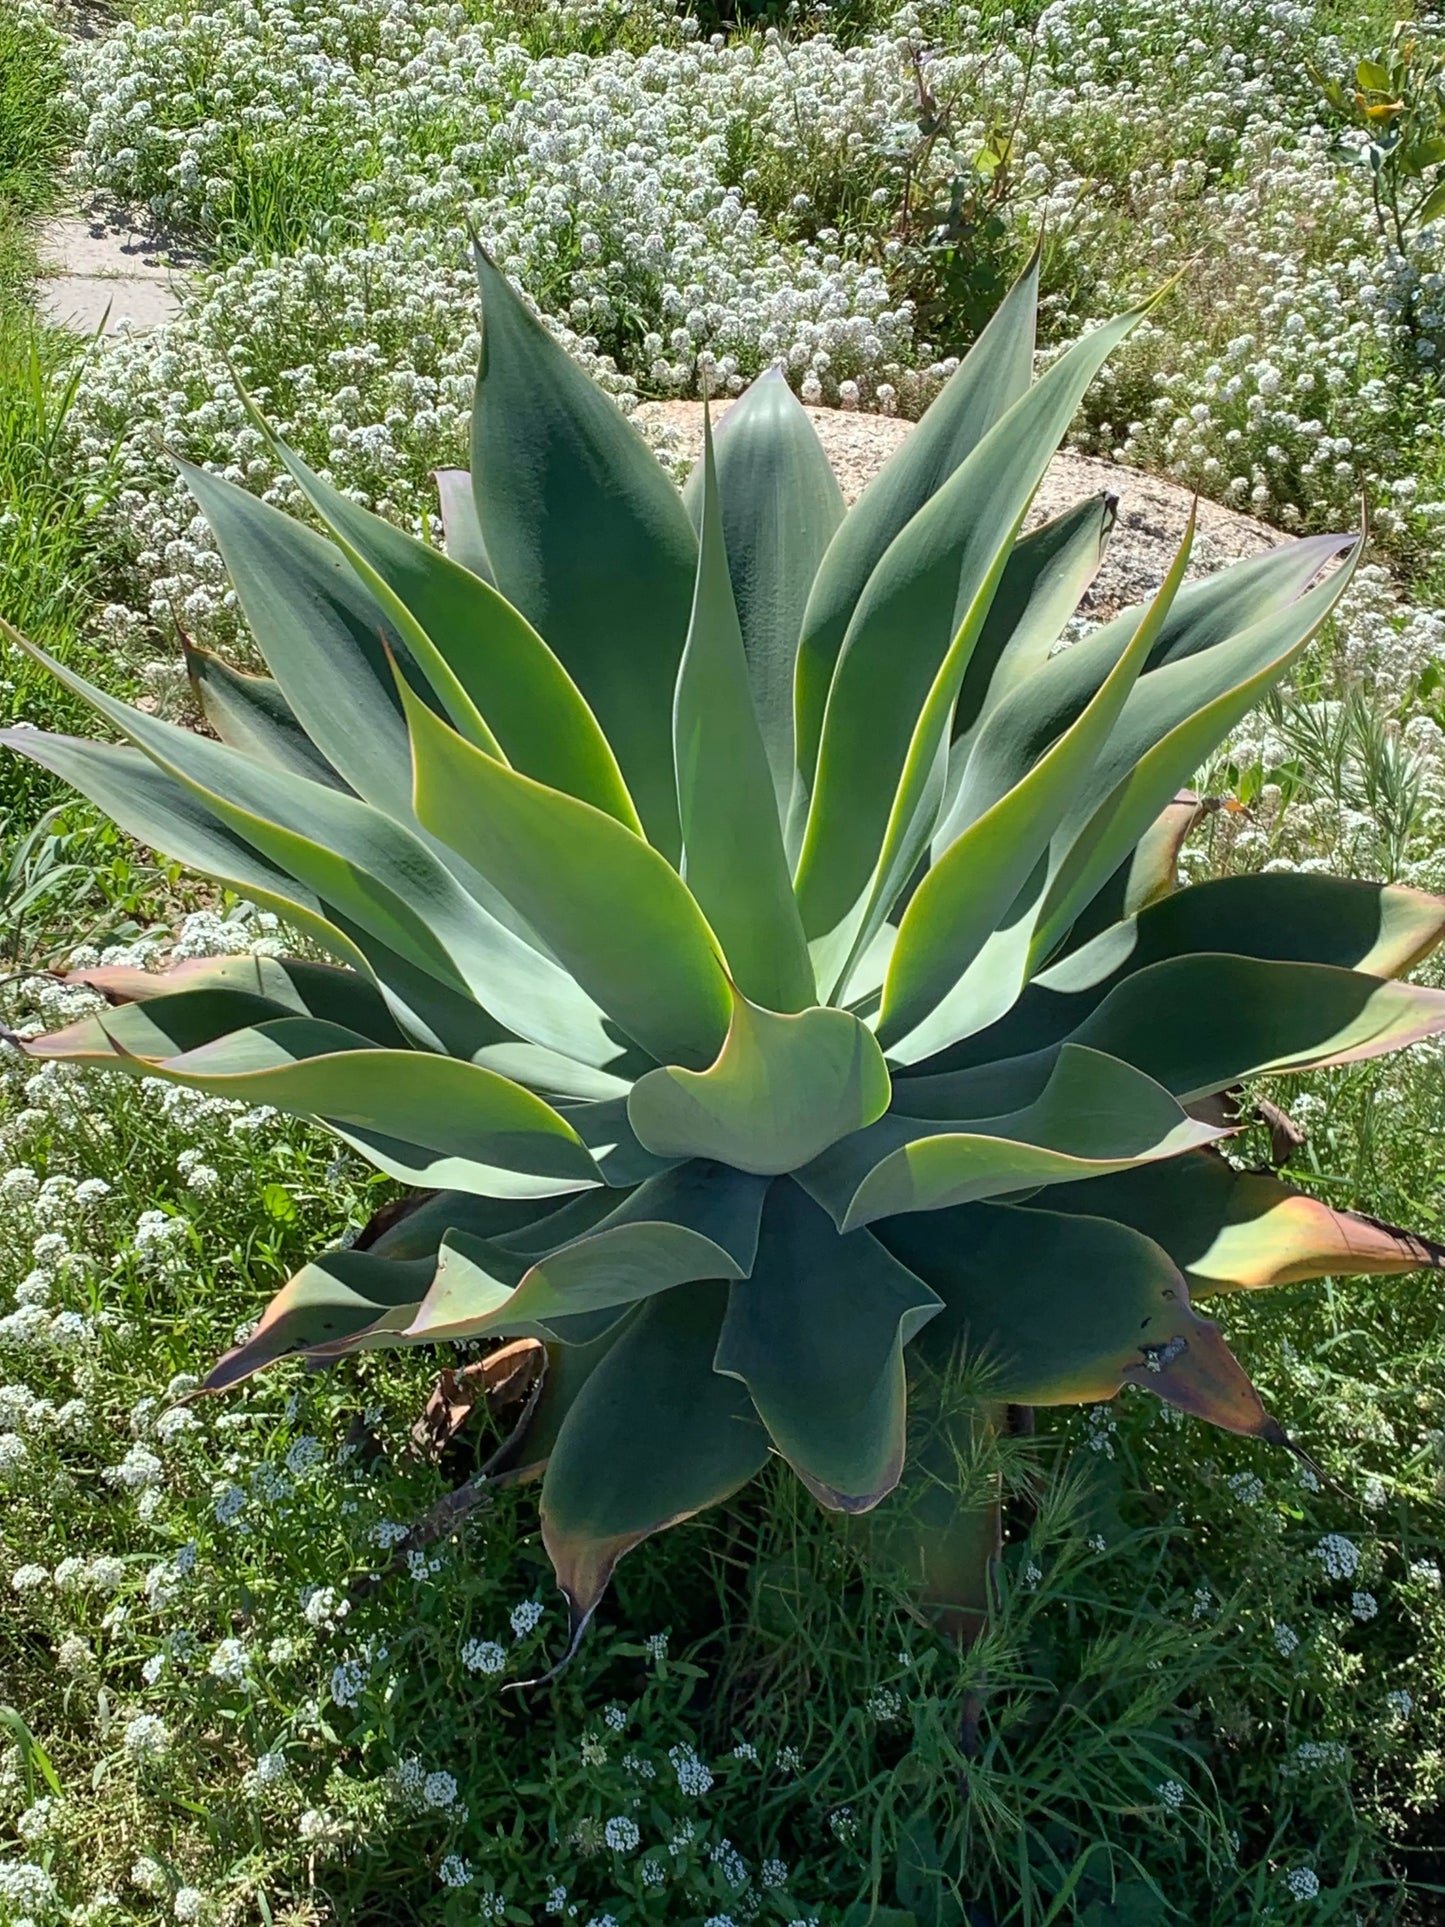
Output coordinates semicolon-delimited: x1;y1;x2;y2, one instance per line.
36;209;190;335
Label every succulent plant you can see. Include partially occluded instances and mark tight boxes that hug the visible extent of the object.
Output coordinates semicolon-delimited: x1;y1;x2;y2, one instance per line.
8;248;1445;1653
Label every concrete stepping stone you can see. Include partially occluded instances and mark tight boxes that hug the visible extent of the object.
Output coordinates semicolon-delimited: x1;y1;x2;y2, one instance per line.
36;211;193;335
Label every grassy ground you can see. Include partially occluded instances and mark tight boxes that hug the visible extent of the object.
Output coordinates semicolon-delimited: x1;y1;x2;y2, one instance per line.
0;8;137;838
0;13;69;319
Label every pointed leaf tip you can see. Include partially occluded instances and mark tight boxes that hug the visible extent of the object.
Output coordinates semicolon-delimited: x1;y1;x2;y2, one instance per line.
1122;1311;1280;1439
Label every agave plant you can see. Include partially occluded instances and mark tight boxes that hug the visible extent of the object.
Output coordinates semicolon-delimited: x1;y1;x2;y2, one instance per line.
7;248;1445;1654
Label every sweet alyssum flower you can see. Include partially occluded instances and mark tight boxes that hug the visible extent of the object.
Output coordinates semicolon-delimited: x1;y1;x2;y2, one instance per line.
1313;1533;1361;1581
460;1637;506;1675
122;1713;171;1763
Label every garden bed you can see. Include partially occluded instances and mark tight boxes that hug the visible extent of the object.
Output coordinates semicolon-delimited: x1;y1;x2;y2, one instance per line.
2;1;1445;1923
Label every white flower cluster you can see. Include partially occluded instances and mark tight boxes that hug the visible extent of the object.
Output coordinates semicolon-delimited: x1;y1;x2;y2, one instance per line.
460;1635;507;1674
1289;1739;1347;1774
668;1743;713;1797
0;1860;60;1914
1313;1534;1361;1582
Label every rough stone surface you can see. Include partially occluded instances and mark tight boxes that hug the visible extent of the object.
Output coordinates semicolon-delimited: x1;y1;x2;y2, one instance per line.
636;398;1282;623
36;211;192;335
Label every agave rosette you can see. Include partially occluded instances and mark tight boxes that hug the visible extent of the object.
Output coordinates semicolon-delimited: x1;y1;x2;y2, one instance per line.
8;249;1445;1644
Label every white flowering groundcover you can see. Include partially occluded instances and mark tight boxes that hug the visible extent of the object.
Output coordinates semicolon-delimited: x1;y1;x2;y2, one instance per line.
1;0;1444;1920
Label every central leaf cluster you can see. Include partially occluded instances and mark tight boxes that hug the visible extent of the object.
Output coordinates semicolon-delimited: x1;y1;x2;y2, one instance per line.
627;998;892;1176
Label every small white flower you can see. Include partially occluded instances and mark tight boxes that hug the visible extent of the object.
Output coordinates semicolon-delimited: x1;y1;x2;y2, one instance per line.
669;1743;714;1797
15;1796;61;1843
422;1770;458;1809
11;1563;48;1593
1283;1866;1320;1900
1385;1688;1414;1720
510;1597;544;1638
0;1432;30;1482
1351;1591;1378;1621
1157;1779;1186;1809
105;1449;162;1487
1273;1623;1300;1659
439;1854;472;1888
208;1638;248;1685
155;1405;197;1444
302;1584;347;1628
173;1888;204;1922
131;1856;168;1897
123;1713;170;1763
0;1862;58;1912
213;1483;246;1526
330;1659;367;1707
285;1435;324;1474
86;1555;125;1594
461;1638;506;1675
1313;1534;1360;1581
604;1815;640;1853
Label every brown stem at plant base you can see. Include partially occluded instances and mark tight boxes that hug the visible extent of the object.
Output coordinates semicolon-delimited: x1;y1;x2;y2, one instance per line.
345;1338;546;1606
